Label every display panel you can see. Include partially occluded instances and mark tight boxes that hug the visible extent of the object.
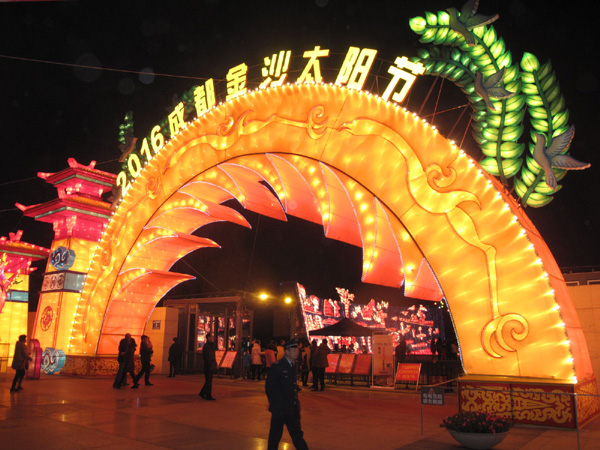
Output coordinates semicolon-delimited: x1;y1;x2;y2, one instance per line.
298;283;444;355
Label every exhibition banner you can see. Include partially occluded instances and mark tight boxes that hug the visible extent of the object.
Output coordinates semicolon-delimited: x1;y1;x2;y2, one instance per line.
353;354;371;375
326;353;341;373
371;332;394;388
337;353;355;374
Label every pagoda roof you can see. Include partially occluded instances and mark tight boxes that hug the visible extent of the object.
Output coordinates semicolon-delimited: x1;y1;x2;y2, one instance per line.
38;158;117;188
0;231;49;260
16;194;114;222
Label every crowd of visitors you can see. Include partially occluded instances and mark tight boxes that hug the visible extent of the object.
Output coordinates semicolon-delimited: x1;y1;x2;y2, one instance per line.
9;332;460;450
429;337;459;360
240;337;333;391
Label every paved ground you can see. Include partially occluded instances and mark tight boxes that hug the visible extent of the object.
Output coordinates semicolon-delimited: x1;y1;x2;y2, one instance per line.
1;372;599;449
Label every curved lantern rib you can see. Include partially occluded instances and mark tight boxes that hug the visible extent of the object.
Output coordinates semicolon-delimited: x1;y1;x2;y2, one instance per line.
147;191;251;232
266;154;322;224
97;269;194;354
318;163;362;248
121;228;220;272
217;163;287;221
361;198;406;288
404;258;444;301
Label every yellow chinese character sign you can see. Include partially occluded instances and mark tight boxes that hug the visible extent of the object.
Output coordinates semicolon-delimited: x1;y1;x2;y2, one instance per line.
226;63;248;101
260;50;291;88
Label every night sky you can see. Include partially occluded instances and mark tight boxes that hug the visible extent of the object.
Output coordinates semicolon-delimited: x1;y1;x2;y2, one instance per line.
1;0;598;307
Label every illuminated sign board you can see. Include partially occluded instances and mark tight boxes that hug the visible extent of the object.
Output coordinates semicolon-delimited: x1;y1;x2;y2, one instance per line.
50;246;75;270
298;284;444;355
116;46;424;197
396;363;421;383
41;271;86;293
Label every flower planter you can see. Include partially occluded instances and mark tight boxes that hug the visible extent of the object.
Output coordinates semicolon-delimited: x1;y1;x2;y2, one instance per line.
447;430;508;449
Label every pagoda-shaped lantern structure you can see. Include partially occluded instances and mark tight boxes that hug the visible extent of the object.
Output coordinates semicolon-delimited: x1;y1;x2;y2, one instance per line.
0;230;49;367
17;158;116;353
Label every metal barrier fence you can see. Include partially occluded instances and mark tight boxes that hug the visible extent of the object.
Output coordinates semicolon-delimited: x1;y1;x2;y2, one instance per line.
325;358;463;389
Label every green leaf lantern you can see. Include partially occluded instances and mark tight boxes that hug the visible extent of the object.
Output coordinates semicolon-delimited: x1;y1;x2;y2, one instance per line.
408;2;590;207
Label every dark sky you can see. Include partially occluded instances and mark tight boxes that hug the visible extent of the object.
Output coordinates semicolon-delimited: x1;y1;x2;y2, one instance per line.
1;0;598;304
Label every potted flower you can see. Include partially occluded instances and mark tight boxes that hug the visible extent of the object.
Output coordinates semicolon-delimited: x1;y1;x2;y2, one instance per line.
440;411;513;449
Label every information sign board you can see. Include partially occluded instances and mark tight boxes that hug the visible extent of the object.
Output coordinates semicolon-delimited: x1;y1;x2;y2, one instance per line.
326;353;341;373
372;333;395;388
214;350;225;367
352;354;371;375
395;363;421;382
421;386;445;405
396;363;422;390
220;351;236;369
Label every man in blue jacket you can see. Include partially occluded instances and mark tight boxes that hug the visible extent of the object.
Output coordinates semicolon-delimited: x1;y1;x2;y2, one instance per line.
265;337;308;450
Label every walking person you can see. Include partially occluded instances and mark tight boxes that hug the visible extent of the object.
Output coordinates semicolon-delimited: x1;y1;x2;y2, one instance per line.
395;335;407;366
241;348;252;380
299;339;311;387
312;339;330;391
132;335;154;388
265;338;308;450
199;333;216;400
264;340;277;377
10;335;31;392
251;339;263;380
276;339;285;361
168;337;183;377
309;339;318;390
113;333;137;389
430;337;437;356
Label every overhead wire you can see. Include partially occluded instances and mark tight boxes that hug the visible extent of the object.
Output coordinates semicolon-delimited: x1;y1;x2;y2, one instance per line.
0;54;216;81
446;104;470;140
0;158;121;188
430;77;444;126
180;259;223;293
417;76;439;117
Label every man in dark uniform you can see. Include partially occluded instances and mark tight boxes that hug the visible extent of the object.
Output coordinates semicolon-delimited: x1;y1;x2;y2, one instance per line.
199;333;216;400
265;338;309;450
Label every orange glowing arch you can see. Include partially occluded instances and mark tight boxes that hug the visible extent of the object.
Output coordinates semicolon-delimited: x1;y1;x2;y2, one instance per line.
73;83;591;383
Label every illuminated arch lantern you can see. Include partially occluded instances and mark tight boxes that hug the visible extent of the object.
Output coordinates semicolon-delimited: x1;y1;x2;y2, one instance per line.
0;231;49;368
24;83;598;427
